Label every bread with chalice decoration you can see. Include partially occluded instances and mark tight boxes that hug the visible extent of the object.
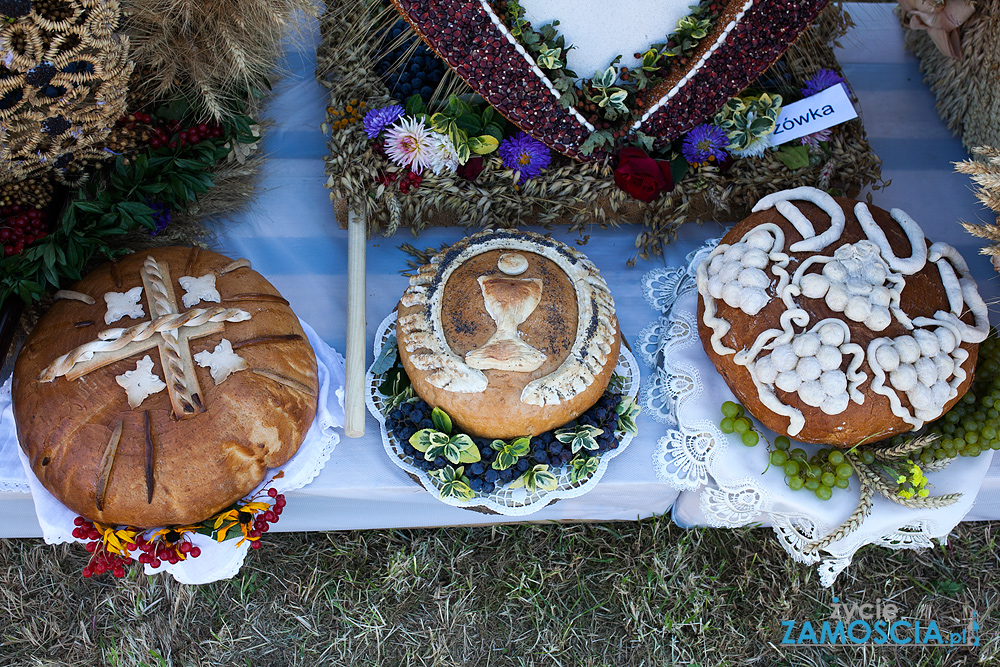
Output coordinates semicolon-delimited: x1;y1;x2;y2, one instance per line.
697;187;989;446
13;247;318;528
396;230;621;440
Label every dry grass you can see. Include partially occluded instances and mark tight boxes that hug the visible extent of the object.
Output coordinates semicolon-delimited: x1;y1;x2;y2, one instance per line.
0;517;997;666
121;0;318;121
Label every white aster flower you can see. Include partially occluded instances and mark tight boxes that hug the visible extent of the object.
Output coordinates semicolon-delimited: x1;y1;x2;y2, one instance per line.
428;133;460;175
383;116;435;174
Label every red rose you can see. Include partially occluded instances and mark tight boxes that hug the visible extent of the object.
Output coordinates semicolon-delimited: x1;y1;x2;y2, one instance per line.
613;146;674;203
457;156;485;181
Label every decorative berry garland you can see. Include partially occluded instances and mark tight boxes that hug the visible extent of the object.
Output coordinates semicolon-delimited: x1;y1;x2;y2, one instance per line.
72;481;287;579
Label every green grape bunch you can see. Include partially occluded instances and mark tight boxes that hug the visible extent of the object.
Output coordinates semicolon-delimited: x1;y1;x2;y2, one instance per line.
717;401;852;501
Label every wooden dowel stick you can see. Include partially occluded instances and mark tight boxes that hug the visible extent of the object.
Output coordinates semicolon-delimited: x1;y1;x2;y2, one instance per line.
345;209;368;437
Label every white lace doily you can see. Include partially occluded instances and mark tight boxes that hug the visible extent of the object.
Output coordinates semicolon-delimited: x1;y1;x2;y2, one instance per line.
5;319;345;585
366;312;641;516
640;241;995;587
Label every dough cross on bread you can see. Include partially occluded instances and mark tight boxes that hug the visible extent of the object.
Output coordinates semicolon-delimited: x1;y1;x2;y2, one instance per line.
38;256;251;419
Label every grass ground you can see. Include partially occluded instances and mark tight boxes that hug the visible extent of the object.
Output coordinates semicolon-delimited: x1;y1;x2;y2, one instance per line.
0;517;996;666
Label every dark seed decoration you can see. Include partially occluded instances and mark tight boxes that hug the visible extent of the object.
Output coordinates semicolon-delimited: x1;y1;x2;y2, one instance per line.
393;0;829;160
638;0;829;144
0;87;23;110
41;115;70;135
0;0;31;18
25;62;57;87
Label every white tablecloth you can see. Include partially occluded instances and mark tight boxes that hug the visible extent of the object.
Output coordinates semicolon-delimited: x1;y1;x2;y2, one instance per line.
1;3;998;536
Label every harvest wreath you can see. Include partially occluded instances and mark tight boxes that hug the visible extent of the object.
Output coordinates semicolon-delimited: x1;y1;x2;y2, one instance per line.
319;0;882;255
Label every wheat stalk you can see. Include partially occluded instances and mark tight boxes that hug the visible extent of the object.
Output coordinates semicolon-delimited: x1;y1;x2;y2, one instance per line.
871;433;939;461
854;461;962;510
804;466;874;553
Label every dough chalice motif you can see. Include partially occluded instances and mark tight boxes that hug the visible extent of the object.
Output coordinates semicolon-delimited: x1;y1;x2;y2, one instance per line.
465;262;547;372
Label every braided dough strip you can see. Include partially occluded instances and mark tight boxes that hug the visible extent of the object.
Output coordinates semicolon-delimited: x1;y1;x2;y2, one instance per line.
39;307;251;382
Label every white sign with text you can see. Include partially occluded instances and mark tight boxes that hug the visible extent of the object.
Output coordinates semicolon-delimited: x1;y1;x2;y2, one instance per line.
771;84;858;146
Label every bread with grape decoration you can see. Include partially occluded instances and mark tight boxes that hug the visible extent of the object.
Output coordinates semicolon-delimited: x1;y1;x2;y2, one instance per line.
697;187;988;446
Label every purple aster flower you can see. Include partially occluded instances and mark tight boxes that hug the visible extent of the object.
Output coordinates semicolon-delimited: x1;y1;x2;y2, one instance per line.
681;124;729;165
498;132;551;179
801;68;847;97
362;104;405;139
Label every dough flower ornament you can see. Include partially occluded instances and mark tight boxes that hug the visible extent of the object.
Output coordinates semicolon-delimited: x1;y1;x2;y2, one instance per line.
897;0;976;59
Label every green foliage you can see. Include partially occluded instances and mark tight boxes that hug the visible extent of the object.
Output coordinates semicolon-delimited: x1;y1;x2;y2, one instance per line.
570;456;600;483
579;130;615;156
429;94;504;164
775;145;811;170
431;407;453;434
410;429;481;465
492;436;531;471
429;465;475;501
555;424;603;454
614;397;641;436
1;115;259;305
511;464;558;493
714;93;783;152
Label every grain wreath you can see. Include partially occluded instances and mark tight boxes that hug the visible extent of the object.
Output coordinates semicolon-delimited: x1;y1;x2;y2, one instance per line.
13;247;319;528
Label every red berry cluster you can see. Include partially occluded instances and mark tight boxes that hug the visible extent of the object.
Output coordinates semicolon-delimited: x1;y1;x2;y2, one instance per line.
147;118;224;151
247;488;286;549
375;169;422;194
398;171;422;194
1;205;47;257
73;517;134;579
134;534;202;568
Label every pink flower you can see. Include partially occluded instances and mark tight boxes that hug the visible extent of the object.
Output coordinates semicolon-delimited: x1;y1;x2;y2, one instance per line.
800;128;833;149
383;117;435;174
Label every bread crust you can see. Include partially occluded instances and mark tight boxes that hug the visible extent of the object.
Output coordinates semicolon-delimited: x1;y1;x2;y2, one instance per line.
697;197;979;446
13;247;318;528
398;244;620;440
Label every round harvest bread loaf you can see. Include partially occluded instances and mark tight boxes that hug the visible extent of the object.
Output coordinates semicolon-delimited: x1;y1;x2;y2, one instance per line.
13;247;318;528
697;187;989;446
396;230;621;439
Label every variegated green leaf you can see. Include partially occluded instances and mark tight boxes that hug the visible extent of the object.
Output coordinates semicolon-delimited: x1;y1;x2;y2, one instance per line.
431;407;452;434
468;135;499;155
570;456;600;483
410;428;443;453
